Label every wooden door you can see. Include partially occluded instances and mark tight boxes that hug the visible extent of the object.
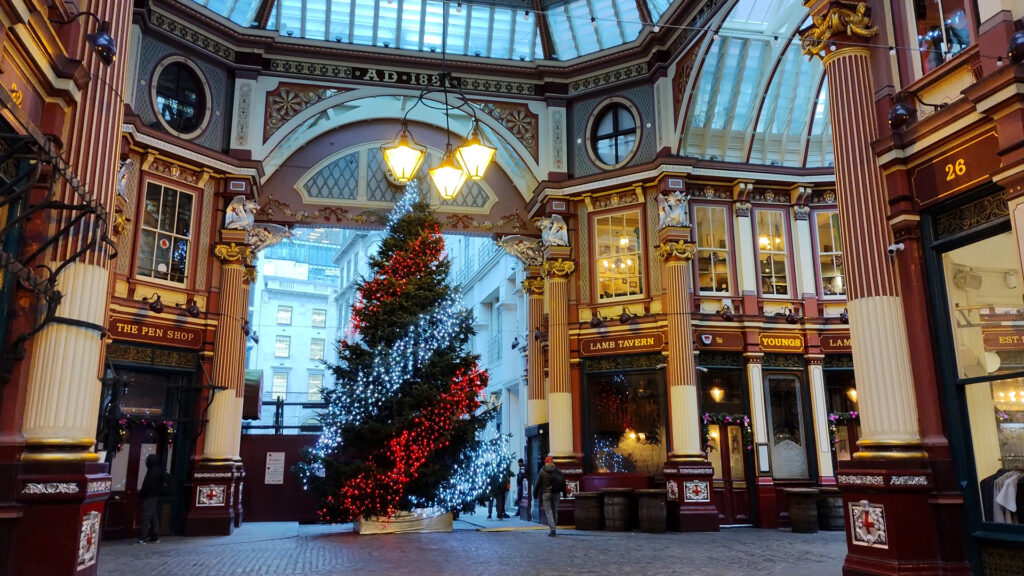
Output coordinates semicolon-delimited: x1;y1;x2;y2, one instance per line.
707;423;752;525
103;426;160;539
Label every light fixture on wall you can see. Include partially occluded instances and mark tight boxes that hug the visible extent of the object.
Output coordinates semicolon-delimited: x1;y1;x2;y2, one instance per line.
619;306;635;324
846;387;858;404
241;320;252;337
533;327;548;341
709;386;725;403
839;307;849;324
142;293;163;314
175;298;201;318
719;303;735;321
380;5;495;199
50;11;118;66
590;312;610;328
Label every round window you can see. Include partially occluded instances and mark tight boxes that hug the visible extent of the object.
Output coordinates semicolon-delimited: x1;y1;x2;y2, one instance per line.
153;61;208;137
590;101;639;168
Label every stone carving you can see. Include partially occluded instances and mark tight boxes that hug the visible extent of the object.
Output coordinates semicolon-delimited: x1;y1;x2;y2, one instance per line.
800;1;879;60
476;101;538;161
116;158;133;201
538;214;569;247
683;480;710;502
657;191;690;229
78;511;100;570
22;482;79;495
837;474;885;487
224;195;259;230
264;83;342;142
521;277;545;295
196;484;227;507
213;242;254;266
247;223;292;253
87;480;112;494
543;258;575;277
497;235;544;267
657;241;696;262
849;501;888;549
889;475;928;486
794;205;811;221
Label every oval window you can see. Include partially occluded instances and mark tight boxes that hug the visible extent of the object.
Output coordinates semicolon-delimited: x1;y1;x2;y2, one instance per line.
154;61;207;137
591;102;638;168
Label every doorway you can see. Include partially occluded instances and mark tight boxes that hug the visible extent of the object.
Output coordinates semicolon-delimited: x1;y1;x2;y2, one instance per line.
698;367;752;525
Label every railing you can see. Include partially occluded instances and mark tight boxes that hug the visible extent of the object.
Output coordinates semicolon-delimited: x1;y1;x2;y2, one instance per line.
242;396;327;435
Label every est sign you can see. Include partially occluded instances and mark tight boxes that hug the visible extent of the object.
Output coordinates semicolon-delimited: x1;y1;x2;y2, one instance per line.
911;132;1000;205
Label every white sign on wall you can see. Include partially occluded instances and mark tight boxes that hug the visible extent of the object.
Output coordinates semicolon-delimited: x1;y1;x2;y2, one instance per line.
265;452;286;485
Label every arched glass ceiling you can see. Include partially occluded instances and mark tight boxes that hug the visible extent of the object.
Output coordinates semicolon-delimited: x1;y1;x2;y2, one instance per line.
683;0;833;167
186;0;672;61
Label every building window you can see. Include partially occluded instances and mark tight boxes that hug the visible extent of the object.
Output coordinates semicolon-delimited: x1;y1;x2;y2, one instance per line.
153;60;207;136
271;372;288;400
594;210;644;301
589;100;639;168
914;1;970;75
765;373;809;479
815;210;846;297
308;373;323;401
694;205;732;294
310;338;325;361
136;182;193;284
312;308;327;328
585;372;667;477
277;305;292;325
275;335;290;358
755;209;790;297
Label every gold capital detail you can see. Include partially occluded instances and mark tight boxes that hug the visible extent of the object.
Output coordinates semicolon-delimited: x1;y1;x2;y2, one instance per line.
543;258;575;277
657;241;696;261
799;1;878;60
522;277;545;295
214;243;254;266
243;265;259;283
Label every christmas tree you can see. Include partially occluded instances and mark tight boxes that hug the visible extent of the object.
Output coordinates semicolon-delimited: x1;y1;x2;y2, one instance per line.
297;182;512;523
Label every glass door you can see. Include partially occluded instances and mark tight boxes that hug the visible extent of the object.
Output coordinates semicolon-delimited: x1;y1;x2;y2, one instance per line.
699;368;752;525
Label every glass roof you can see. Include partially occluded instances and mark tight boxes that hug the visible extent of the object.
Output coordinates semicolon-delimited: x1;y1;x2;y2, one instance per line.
187;0;671;61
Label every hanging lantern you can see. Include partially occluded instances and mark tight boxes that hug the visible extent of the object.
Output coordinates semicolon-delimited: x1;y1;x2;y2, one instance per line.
429;149;468;200
381;123;426;183
454;122;495;180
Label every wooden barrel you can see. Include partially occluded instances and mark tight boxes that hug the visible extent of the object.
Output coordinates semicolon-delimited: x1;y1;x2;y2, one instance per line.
786;488;820;534
573;492;603;530
816;488;844;531
636;489;667;533
601;488;633;532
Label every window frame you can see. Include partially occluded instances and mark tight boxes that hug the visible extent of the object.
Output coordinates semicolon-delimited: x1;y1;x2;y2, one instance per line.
811;208;846;300
753;207;793;298
692;202;735;296
585;97;642;170
271;372;288;401
311;308;327;329
277;305;293;325
274;335;291;358
591;206;646;303
150;56;212;139
134;178;195;287
903;0;976;80
310;338;325;361
308;372;324;402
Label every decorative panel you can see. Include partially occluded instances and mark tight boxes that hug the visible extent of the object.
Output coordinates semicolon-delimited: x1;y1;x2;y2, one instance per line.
263;83;344;143
646;191;661;296
475;100;539;162
301;153;359;200
577;202;590;305
572;85;658;178
934;191;1008;240
366;153;402;203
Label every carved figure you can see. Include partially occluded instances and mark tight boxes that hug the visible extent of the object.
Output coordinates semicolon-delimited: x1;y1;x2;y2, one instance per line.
116;158;133;201
247;223;292;253
224;195;259;230
538;214;569;247
657;191;690;229
799;1;878;59
496;235;544;267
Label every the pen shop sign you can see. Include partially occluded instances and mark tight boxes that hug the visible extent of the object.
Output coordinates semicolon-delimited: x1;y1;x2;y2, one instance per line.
579;333;664;356
109;318;203;349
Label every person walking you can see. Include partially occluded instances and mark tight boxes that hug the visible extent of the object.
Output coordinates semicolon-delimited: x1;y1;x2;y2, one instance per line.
138;454;164;544
533;456;566;537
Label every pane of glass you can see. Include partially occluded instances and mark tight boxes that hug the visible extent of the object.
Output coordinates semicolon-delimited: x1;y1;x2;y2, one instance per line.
757;210;789;296
915;0;969;75
708;424;724;479
154;233;171;280
966;379;1024;523
834;427;852;461
587;372;666;476
158;189;176;233
143;183;161;229
136;230;155;278
728;426;745;480
171;238;188;282
175;191;193;237
329;0;352;42
942;231;1024;379
766;375;808;478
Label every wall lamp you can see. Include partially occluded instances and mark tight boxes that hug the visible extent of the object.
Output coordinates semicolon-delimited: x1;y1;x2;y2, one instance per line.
840;307;849;324
719;304;735;321
784;307;801;325
175;298;201;318
142;293;163;314
1010;30;1024;65
533;327;548;341
511;335;524;350
619;306;636;324
590;313;611;328
888;91;947;131
50;12;118;66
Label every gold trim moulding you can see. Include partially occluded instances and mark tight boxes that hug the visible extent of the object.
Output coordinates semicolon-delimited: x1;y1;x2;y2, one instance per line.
24;438;96;447
854;439;928;460
668;453;708;463
21;452;101;463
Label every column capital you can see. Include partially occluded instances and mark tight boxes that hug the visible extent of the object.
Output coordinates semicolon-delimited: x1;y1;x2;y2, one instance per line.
657;240;696;262
799;1;879;60
243;265;259;283
794;205;811;221
735;201;752;217
214;242;254;267
543;258;575;277
522;276;546;294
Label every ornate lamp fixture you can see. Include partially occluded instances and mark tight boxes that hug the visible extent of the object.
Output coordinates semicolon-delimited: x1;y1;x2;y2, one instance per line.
142;293;163;314
50;11;118;66
176;298;201;318
380;6;495;199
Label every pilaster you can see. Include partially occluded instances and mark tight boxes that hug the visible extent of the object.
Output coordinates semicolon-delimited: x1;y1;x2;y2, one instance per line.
542;248;574;460
523;271;547;427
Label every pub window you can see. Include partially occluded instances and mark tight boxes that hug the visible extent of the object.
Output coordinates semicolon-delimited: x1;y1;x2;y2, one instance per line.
694;205;732;294
755;209;790;297
271;372;288;401
312;308;327;329
765;373;809;479
136;182;193;285
595;210;644;301
914;0;971;75
585;372;667;477
308;373;323;402
277;305;292;325
310;338;325;361
275;335;290;358
815;210;846;297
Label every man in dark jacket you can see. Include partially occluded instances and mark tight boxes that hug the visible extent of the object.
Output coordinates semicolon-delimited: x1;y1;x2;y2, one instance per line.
533;456;566;537
138;454;164;544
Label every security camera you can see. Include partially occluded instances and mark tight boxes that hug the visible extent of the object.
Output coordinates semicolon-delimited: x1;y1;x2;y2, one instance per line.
887;242;904;256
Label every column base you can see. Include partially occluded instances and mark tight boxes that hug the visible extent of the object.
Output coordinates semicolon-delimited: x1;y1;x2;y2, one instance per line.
663;460;719;532
837;458;959;576
9;461;110;576
184;461;242;536
755;476;779;529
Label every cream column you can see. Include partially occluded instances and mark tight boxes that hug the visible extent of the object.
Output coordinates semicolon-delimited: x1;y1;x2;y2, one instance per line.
201;239;252;461
793;205;817;298
744;354;768;453
21;0;133;461
543;256;575;459
806;355;835;479
658;232;703;460
734;202;757;296
523;273;547;427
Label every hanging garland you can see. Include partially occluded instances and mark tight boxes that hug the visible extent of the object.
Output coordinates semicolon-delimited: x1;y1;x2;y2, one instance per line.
701;412;753;454
114;416;175;454
826;411;859;449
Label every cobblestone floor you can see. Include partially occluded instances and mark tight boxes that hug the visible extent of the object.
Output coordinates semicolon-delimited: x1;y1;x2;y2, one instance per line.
97;513;846;576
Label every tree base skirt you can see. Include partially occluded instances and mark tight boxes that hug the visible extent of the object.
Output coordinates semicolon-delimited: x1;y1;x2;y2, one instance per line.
356;509;454;534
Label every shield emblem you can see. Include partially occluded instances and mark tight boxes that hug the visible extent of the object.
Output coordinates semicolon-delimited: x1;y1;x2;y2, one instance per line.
700;334;713;346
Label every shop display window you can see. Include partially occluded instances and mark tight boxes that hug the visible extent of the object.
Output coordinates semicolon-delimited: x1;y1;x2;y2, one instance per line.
824;369;859;462
694;205;732;294
941;230;1024;525
594;210;644;301
136;182;193;284
585;372;666;476
814;210;845;297
913;0;971;75
755;209;790;297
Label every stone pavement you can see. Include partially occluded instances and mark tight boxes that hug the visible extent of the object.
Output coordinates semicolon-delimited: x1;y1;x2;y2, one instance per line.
97;511;846;576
